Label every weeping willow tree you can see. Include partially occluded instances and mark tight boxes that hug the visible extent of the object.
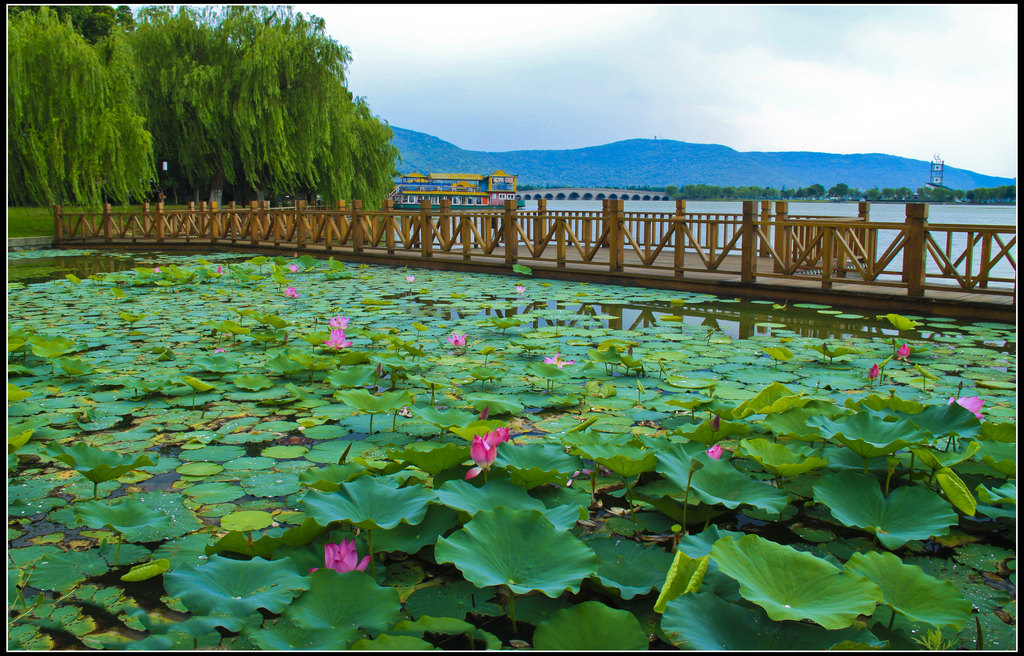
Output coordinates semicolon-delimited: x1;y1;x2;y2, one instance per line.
131;5;398;207
7;7;154;207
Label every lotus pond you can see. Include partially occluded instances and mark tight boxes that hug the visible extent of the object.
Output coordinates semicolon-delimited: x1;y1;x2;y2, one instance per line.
7;249;1017;650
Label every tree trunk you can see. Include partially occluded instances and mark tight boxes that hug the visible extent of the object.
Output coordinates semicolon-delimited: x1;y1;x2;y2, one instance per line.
208;169;225;207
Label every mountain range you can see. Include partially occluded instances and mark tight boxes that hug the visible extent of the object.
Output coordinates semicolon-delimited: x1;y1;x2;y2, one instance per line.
390;126;1014;191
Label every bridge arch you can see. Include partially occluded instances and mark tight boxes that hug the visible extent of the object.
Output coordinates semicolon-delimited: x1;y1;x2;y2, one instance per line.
595;193;606;200
632;194;641;200
642;194;651;200
568;192;580;200
556;192;566;200
544;193;554;200
582;192;593;200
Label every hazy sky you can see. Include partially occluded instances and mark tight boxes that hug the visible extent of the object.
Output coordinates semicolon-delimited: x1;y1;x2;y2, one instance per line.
286;3;1016;179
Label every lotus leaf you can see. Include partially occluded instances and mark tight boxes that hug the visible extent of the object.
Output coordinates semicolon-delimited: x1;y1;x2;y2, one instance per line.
301;475;434;530
656;444;789;514
934;467;977;516
163;555;309;629
844;550;972;630
671;417;748;445
532;601;649;650
812;471;958;549
653;549;709;612
660;591;885;650
434;507;598;596
282;569;400;637
495;442;581;489
974;440;1015;477
389;442;469;476
738;438;829;477
711;534;882;629
74;497;173;541
44;442;155;487
809;409;931;459
975;481;1015;506
120;559;171;582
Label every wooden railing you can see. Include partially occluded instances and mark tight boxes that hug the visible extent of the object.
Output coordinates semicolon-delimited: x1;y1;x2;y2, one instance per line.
54;198;1016;302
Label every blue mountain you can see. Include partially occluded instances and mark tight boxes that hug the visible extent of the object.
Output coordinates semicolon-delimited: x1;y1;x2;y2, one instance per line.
390;126;1014;191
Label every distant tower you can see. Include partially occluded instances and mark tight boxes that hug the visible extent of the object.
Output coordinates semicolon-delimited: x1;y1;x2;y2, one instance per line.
929;154;944;187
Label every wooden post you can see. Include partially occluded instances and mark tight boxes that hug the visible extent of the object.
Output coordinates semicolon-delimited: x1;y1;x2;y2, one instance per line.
419;198;432;258
155;202;165;242
821;224;834;290
295;199;306;250
139;202;149;241
352;199;364;253
773;201;788;273
439;199;451;249
504;199;518;265
673;199;686;274
54;205;63;245
607;199;624;272
858;201;876;271
759;200;771;257
272;199;281;245
978;231;993;288
249;201;259;246
903;203;928;297
383;198;396;254
102;203;113;242
461;204;472;261
741;200;756;283
535;198;546;254
209;201;219;243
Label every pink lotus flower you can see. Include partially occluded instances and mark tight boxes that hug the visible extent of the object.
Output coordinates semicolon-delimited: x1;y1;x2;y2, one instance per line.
153;266;161;273
465;434;498;480
309;539;369;574
289;263;299;273
214;348;226;354
406;275;415;283
896;343;911;361
710;414;721;432
284;287;299;298
329;315;350;330
482;426;510;447
948;395;984;420
216;266;223;274
544;353;575;369
323;329;351;350
447;331;467;347
867;363;880;382
706;444;724;460
515;285;526;295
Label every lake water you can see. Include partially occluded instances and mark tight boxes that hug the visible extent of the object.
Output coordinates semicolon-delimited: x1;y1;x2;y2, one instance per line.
521;200;1017;287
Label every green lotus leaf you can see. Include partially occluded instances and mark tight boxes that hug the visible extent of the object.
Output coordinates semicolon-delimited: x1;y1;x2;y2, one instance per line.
671;417;748;445
301;475;434;530
664;376;719;390
220;510;274;532
894;402;982;439
656;444;789;514
389;442;469;476
729;381;796;419
192;354;240;373
53;356;94;376
232;372;276;388
372;505;459;555
844;550;972;630
911;441;981;472
409;405;478;428
266;352;307;376
44;442;155;485
325;365;379;388
283;569;400;635
434;507;598;597
653;549;709;612
29;335;78;359
120;558;171;582
532;601;649;650
807;342;860;360
762;346;793;362
74;497;173;541
711;534;882;629
812;471;958;549
261;445;308;459
163;555;309;627
9;427;33;453
808;409;931;458
182;375;216;392
975;481;1015;506
878;313;921;331
435;476;546;514
526;361;570;381
738;438;829;477
580;535;676;601
350;635;434;650
934;467;977;516
204;319;251;336
574;443;657;478
8;545;109;592
334;389;411;415
661;591;885;650
975;440;1015;477
495;442;581;489
245;620;357;651
978;421;1015;443
462;392;524;416
8;383;32;403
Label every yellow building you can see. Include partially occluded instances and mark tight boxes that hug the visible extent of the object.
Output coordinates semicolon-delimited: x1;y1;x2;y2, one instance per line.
390;170;522;208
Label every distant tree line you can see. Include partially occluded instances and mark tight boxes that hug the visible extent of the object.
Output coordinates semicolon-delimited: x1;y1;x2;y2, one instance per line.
8;6;397;209
663;183;1015;204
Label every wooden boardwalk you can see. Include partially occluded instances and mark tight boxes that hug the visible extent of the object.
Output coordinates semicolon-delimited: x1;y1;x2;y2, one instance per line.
52;198;1017;323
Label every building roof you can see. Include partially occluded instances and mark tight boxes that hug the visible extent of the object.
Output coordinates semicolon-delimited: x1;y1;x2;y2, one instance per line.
428;173;485;181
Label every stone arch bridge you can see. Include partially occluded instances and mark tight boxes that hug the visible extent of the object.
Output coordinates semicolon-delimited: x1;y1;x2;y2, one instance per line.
517;187;671;202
